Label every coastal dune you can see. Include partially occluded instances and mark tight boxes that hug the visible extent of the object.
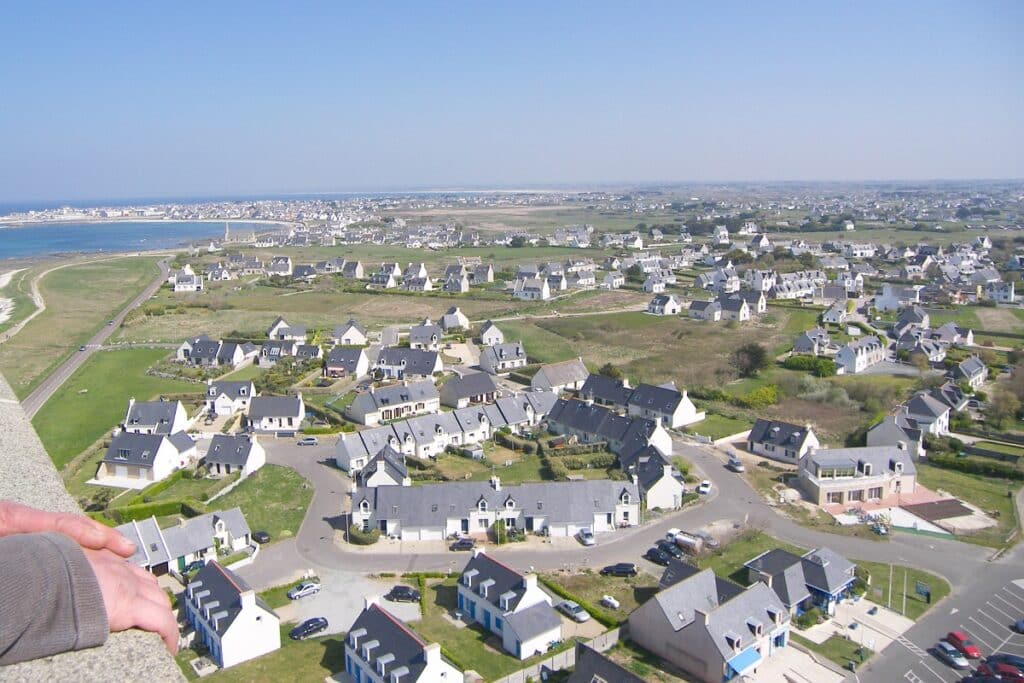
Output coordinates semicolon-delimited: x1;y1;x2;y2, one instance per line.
0;268;24;325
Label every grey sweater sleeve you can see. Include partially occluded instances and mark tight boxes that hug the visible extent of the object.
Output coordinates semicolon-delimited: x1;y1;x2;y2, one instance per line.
0;532;109;665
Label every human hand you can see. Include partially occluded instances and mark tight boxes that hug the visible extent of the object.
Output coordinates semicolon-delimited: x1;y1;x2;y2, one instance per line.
84;547;179;654
0;501;135;557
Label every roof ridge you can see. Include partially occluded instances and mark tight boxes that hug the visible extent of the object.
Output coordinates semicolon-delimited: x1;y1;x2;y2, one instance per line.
370;603;428;646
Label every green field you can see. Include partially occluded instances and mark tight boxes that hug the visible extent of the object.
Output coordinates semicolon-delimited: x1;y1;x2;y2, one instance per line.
0;256;160;398
32;348;199;468
855;560;951;620
0;266;40;335
974;440;1024;457
177;625;344;682
698;531;805;585
791;633;872;669
213;465;313;542
685;413;753;441
913;461;1020;547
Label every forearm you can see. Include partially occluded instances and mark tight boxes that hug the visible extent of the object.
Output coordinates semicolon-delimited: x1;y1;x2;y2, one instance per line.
0;532;109;665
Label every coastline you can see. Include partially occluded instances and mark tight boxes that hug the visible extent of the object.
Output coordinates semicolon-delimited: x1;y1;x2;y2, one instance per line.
0;217;295;229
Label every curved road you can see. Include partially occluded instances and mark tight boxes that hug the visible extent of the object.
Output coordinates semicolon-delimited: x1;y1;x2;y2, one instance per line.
20;256;172;418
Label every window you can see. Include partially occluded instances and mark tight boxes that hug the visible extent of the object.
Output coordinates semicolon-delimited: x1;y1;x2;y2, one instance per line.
848;489;864;502
479;519;488;529
868;487;883;499
826;491;844;504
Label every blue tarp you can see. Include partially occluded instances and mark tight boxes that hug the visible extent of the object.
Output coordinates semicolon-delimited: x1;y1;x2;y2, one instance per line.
727;647;763;675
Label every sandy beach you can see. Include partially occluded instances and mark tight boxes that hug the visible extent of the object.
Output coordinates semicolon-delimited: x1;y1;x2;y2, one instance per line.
0;268;24;325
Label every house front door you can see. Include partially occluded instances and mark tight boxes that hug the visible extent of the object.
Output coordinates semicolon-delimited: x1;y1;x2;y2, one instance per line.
461;519;469;533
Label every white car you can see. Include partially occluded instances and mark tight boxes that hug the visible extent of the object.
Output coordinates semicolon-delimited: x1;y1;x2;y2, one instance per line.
696;480;712;495
287;581;322;600
665;527;682;542
576;528;596;546
557;600;591;623
600;595;620;609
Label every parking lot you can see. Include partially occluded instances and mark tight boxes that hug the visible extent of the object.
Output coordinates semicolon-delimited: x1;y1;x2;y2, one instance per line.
276;571;422;636
903;579;1024;682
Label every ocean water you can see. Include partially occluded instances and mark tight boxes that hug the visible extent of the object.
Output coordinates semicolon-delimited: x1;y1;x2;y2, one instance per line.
0;221;275;260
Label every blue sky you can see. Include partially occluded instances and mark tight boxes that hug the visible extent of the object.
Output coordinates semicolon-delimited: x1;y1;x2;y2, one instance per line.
0;1;1021;200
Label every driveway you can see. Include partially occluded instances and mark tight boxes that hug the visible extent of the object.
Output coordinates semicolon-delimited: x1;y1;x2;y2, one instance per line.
277;570;421;635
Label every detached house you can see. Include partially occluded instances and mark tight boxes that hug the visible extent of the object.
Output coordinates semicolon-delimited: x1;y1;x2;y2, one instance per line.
951;355;987;390
441;306;470;331
513;277;551;301
375;348;443;380
835;336;886;374
647;294;681;315
246;395;305;432
332;319;368;346
530;358;589;393
347;380;440;426
440;372;498;409
457;550;562;660
747;420;819;464
203;434;265;477
629;567;790;683
409;319;443;350
793;328;830;355
124;398;190;435
183;562;280;669
266;316;306;342
744;547;856;617
798;443;916;507
689;300;722;321
96;431;197;488
204;380;255;417
479;342;528;375
479;320;505;346
344;598;461;683
120;507;252;575
904;391;951;436
324;346;370;379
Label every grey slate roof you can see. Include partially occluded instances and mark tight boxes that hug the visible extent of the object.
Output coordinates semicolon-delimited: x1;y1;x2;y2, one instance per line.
187;562;273;637
125;400;180;433
504;602;562;642
248;395;303;419
409;322;443;346
333;318;367;340
533;359;588;388
360;479;639;529
120;508;250;569
579;374;634;407
376;347;441;376
206;380;253;401
953;355;986;380
481;342;527;365
441;372;497;402
204;434;256;468
350;381;438;414
325;346;366;373
806;444;916;476
348;603;432;681
547;398;660;461
460;551;530;612
748;419;813;451
355;449;408;487
103;431;193;468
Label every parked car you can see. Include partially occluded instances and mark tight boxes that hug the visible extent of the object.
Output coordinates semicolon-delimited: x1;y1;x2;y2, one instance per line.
599;563;638;577
655;539;684;559
991;655;1024;671
989;654;1024;670
696;480;712;495
78;345;87;352
108;320;115;326
449;538;475;551
556;600;591;623
252;530;271;544
184;560;205;573
976;662;1024;681
1015;618;1024;634
289;617;328;640
599;595;620;609
287;581;322;600
644;547;672;566
665;527;683;542
934;641;970;669
947;631;982;659
385;585;421;603
576;528;596;546
297;436;319;446
727;456;745;473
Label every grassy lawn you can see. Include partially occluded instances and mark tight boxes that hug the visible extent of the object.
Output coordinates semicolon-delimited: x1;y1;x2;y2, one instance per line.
974;440;1024;457
854;560;950;620
0;256;160;398
685;413;752;441
176;625;344;682
542;570;660;618
144;473;240;505
603;639;688;682
220;362;264;381
497;320;578;364
914;461;1020;547
412;578;577;681
791;633;873;669
698;531;805;586
32;348;199;468
214;465;313;542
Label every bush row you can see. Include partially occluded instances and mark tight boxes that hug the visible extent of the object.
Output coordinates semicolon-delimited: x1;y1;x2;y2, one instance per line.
348;524;381;545
106;498;208;524
559;453;617;470
928;453;1024;480
494;431;538;454
690;384;779;409
783;355;838;377
127;470;186;505
540;440;608;456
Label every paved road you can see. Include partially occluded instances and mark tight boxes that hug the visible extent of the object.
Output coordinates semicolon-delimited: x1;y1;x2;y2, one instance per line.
239;436;996;591
21;256;171;417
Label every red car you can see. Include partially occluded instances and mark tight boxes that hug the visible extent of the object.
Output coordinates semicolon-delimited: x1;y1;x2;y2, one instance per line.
977;662;1024;681
946;631;982;659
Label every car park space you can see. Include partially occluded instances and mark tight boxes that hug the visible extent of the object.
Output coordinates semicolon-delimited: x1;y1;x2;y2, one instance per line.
276;571;422;637
903;580;1024;682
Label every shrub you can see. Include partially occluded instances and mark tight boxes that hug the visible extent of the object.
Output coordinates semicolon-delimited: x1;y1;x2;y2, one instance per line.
794;607;822;629
928;453;1024;480
783;355;837;377
492;519;508;545
537;577;619;628
348;525;381;545
736;385;779;409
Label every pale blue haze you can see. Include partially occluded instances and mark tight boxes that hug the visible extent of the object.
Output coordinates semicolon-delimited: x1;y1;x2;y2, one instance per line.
0;1;1021;201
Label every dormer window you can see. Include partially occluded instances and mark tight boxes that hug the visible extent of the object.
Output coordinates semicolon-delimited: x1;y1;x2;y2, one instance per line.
621;492;631;504
478;499;488;512
116;449;130;460
505;498;516;509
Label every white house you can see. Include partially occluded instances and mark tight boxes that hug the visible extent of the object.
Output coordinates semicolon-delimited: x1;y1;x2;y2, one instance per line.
123;398;190;435
747;420;819;464
246;395;305;432
648;294;681;316
530;358;589;393
95;431;197;488
204;380;255;416
332;319;368;346
479;320;505;346
203;434;266;478
835;336;886;374
346;381;440;426
183;562;280;669
457;551;562;660
479;342;528;375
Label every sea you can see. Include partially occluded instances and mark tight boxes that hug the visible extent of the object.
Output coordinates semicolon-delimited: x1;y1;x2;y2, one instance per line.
0;221;275;261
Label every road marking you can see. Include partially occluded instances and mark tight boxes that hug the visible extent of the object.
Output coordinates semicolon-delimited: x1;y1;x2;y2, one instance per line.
995;592;1023;611
897;634;928;658
969;614;1006;643
904;670;924;683
964;620;998;649
916;659;951;682
949;607;958;615
999;588;1024;610
987;600;1016;622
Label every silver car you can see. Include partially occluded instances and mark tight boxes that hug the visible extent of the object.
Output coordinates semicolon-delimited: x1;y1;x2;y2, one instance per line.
934;641;969;669
287;581;322;600
557;600;591;623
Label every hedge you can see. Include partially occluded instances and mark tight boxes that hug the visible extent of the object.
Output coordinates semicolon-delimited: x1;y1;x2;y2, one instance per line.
348;525;381;545
494;431;538;454
128;470;186;506
106;497;208;524
560;454;617;470
538;577;619;628
783;355;837;377
928;453;1024;480
541;441;608;456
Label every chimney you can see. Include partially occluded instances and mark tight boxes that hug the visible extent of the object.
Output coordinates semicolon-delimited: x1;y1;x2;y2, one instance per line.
491;475;501;491
896;440;907;452
423;642;441;665
239;588;256;610
523;573;538;591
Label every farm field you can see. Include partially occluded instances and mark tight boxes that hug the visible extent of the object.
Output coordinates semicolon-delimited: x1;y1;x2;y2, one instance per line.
0;255;160;398
32;348;199;468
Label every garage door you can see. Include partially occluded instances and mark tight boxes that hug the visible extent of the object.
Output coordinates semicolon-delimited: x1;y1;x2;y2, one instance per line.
115;465;128;478
418;528;443;541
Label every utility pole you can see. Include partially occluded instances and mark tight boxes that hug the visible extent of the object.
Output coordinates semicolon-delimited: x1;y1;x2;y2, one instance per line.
902;570;908;616
888;564;893;609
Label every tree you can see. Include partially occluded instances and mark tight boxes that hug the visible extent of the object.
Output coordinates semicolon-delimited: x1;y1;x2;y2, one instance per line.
730;342;769;378
599;363;623;380
910;352;930;376
988;388;1021;429
626;264;644;284
509;236;526;248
